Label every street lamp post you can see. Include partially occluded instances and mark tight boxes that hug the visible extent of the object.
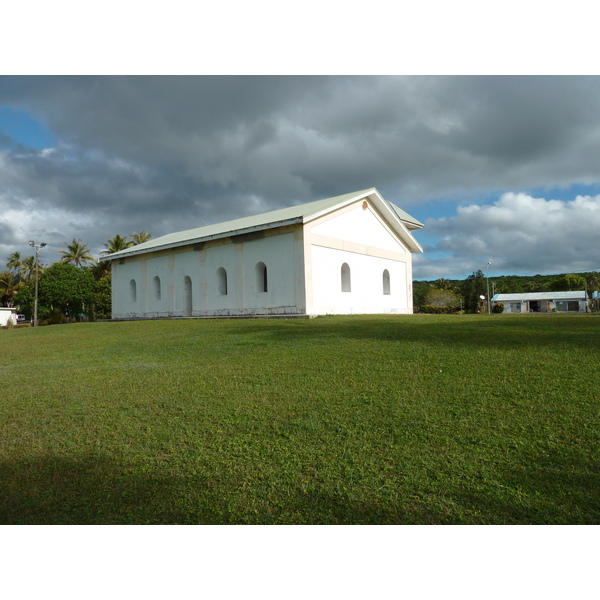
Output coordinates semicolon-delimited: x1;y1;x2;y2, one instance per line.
486;261;492;314
29;241;46;327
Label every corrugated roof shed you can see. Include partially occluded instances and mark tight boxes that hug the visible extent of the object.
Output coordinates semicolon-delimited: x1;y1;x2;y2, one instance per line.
493;291;587;301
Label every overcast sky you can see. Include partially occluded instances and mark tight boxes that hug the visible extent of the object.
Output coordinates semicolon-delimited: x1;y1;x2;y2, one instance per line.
1;75;600;280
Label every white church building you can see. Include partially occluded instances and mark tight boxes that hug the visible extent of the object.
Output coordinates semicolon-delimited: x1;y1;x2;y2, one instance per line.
107;188;423;319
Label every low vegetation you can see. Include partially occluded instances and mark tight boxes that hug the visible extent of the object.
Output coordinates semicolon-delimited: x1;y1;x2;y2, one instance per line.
414;271;600;312
1;314;599;524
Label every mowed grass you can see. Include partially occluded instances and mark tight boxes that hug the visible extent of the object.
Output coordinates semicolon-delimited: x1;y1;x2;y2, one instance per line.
1;314;599;524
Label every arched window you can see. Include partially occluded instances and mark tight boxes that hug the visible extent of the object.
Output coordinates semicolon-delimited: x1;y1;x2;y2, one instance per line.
129;279;137;303
341;263;351;293
153;276;161;301
183;276;193;316
382;269;391;295
256;262;268;293
217;267;228;295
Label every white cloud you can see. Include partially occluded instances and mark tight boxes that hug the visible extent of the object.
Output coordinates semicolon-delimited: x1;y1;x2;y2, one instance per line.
0;204;100;265
414;192;600;279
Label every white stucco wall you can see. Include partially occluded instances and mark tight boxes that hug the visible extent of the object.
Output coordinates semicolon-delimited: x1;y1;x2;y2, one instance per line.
204;243;237;314
309;246;409;314
111;230;302;318
0;308;17;326
111;198;418;319
145;255;170;317
202;232;301;315
311;203;406;254
305;201;413;315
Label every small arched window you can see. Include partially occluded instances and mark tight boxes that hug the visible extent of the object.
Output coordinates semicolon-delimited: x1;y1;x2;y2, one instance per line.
153;276;161;301
256;262;268;293
383;269;391;295
217;267;228;295
341;263;351;293
129;279;137;303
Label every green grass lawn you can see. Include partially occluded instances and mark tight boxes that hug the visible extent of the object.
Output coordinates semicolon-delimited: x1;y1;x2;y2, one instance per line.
1;314;599;524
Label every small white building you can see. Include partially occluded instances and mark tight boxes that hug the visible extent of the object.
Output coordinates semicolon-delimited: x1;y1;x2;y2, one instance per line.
107;188;423;319
492;291;588;314
0;307;17;327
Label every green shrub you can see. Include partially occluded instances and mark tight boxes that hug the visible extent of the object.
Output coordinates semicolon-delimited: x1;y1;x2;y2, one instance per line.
41;310;70;326
416;304;461;314
92;275;112;320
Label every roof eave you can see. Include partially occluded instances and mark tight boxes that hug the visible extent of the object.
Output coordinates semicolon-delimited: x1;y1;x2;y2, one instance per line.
105;216;304;261
302;188;423;253
372;192;423;253
106;187;424;259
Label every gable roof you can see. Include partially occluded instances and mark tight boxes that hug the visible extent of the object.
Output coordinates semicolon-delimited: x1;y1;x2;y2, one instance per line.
388;203;423;230
492;291;587;302
106;188;423;260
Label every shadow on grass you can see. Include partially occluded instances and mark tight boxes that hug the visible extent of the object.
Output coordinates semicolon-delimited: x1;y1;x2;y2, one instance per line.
450;451;600;524
0;455;225;525
0;455;393;525
0;454;408;525
234;315;600;352
2;450;599;524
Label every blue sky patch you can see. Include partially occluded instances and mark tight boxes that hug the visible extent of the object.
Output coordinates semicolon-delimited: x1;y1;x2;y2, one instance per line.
0;107;58;150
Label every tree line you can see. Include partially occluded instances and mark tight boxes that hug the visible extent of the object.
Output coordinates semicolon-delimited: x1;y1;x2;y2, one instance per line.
1;232;151;324
413;270;600;313
5;239;599;320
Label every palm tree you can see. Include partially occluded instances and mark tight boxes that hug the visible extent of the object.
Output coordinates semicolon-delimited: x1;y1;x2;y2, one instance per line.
433;278;456;291
130;231;152;245
105;234;134;254
90;258;111;281
0;270;24;307
7;251;22;275
21;256;37;280
586;272;600;293
59;239;94;267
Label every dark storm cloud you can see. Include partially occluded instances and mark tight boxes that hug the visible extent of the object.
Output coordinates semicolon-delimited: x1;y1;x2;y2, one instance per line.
0;221;17;245
5;76;600;203
2;75;600;273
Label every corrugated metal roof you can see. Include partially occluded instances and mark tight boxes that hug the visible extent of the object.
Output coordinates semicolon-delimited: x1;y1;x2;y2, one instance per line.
493;291;587;301
106;188;423;260
389;203;423;230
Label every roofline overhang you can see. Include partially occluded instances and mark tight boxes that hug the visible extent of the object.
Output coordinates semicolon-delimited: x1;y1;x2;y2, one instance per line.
105;216;305;261
493;291;587;301
299;188;423;253
364;189;424;253
106;188;423;260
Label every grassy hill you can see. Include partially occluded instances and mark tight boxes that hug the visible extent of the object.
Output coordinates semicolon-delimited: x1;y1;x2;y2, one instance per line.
1;314;599;524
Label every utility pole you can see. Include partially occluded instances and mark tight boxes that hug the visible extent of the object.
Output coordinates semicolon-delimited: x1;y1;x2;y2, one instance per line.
486;262;492;314
29;241;46;327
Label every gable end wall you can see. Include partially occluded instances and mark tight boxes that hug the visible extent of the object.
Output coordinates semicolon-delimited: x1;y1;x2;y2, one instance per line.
303;198;415;315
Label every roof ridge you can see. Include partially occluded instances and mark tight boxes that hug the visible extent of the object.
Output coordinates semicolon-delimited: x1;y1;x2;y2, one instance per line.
106;188;421;259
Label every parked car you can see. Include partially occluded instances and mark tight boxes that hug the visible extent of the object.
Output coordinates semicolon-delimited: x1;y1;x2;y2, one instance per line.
16;314;26;322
